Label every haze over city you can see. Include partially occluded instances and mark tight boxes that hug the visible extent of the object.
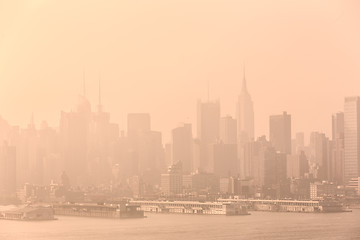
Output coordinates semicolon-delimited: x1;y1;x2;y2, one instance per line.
1;1;360;239
1;0;360;141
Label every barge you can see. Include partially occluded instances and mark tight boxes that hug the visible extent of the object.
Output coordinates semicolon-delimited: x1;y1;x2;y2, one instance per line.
0;206;56;221
53;202;145;219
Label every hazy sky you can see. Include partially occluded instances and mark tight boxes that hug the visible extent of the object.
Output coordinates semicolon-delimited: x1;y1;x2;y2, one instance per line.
0;0;359;142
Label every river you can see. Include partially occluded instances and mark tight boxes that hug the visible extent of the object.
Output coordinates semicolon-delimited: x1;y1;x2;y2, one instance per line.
0;210;359;240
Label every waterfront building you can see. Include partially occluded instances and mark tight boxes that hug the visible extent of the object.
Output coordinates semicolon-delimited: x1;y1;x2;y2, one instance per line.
161;162;183;196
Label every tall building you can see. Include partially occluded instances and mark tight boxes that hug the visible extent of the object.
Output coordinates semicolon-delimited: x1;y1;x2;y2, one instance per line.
292;132;305;155
236;69;254;145
197;100;220;144
220;115;237;144
331;112;345;184
88;83;119;185
196;99;220;172
59;95;92;186
269;111;291;154
172;123;193;173
344;97;360;184
332;112;344;140
309;132;331;181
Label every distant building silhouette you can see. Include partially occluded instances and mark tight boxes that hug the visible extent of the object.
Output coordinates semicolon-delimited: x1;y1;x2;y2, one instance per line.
0;141;16;196
269;111;291;154
172;123;193;173
161;162;183;196
220;115;237;145
236;68;254;146
196;99;220;172
344;97;360;184
331;112;344;184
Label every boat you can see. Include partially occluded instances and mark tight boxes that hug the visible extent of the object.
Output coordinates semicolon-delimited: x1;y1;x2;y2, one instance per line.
0;206;56;221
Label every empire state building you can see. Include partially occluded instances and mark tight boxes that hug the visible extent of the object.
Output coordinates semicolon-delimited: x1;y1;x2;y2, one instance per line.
236;68;254;146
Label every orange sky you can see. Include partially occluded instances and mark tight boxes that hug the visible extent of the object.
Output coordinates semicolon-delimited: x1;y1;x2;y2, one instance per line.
0;0;360;142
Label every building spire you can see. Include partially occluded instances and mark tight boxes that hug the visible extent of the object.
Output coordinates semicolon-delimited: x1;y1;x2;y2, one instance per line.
242;62;247;92
83;68;86;97
98;72;102;112
207;80;210;102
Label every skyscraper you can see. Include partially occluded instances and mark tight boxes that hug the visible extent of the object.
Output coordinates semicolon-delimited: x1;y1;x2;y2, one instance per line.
236;68;254;145
172;123;193;173
196;99;220;172
331;112;345;184
197;100;220;144
59;94;92;186
269;111;291;154
332;112;344;140
220;115;237;145
344;97;360;184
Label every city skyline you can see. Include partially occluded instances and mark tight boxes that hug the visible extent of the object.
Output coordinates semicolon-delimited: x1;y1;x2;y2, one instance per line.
1;1;360;239
0;78;356;144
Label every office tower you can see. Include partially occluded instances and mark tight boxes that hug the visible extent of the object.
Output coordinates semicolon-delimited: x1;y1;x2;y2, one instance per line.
331;112;345;184
160;162;183;196
344;97;360;184
59;95;92;186
243;136;271;187
292;132;305;155
87;82;120;185
309;132;331;180
136;130;164;180
236;68;254;145
269;111;292;154
196;99;220;172
197;100;220;144
172;123;193;173
220;115;237;144
127;113;164;182
332;112;344;140
0;142;16;196
264;150;288;198
127;113;151;138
